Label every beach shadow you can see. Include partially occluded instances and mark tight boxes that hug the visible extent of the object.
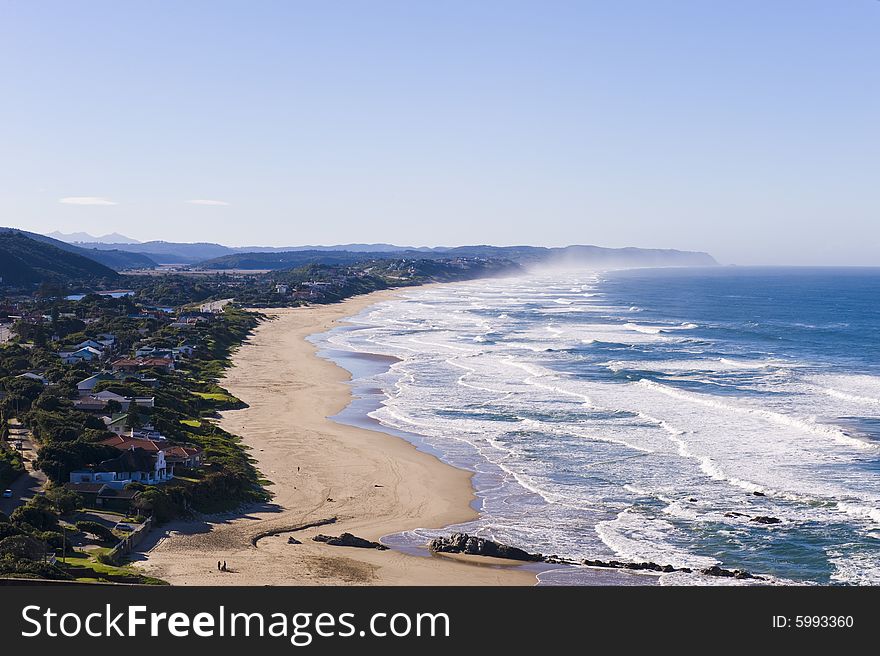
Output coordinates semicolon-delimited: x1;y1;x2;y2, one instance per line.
126;501;285;561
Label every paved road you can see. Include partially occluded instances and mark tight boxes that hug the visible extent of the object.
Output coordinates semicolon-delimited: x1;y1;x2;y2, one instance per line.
0;421;47;515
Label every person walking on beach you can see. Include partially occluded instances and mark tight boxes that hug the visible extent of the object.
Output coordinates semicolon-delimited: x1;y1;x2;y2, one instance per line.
217;561;221;571
223;560;227;572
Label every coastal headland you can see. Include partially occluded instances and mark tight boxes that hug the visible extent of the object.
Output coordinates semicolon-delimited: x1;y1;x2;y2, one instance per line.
134;289;536;585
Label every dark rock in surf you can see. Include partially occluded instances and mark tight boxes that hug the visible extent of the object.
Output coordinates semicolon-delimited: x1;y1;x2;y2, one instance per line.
752;491;766;497
428;533;543;562
700;565;763;580
313;532;388;550
750;515;782;524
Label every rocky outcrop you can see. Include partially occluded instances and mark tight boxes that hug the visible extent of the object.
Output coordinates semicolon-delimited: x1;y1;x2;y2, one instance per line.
700;565;762;580
582;559;684;573
750;516;782;525
428;532;765;581
313;532;388;550
428;533;543;562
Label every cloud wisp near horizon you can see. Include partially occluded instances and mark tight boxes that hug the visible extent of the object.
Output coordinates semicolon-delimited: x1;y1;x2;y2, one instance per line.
58;196;118;206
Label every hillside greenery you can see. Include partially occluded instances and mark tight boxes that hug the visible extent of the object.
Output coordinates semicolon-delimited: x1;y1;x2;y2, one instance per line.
0;231;120;287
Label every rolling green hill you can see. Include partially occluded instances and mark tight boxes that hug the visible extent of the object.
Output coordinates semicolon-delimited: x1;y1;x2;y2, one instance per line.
0;227;156;270
0;231;120;286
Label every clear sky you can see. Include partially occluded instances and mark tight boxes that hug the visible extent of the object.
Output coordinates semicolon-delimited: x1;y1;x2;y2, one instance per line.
1;1;877;264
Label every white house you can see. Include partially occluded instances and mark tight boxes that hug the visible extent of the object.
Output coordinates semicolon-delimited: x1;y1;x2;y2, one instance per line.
135;346;174;359
172;345;196;358
68;448;169;489
16;372;49;386
76;372;116;394
92;390;155;410
68;470;117;485
75;339;106;352
58;346;103;364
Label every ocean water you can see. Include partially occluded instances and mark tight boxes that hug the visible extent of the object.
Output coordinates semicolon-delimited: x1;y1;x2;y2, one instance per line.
312;267;880;585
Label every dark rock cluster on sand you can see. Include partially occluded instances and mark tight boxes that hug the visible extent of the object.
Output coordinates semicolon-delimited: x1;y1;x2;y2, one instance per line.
428;532;765;581
313;532;388;550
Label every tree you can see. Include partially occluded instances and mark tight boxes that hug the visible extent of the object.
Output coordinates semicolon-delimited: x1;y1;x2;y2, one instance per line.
1;376;44;406
34;441;118;484
126;401;144;429
74;520;116;544
45;486;82;515
0;534;46;561
9;498;58;531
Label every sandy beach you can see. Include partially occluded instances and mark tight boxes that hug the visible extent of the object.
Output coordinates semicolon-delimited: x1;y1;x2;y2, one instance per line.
134;289;536;585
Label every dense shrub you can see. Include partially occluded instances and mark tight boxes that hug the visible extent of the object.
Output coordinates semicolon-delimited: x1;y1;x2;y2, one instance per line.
0;534;46;560
45;485;83;515
74;520;116;544
0;555;73;580
0;446;24;488
10;497;58;531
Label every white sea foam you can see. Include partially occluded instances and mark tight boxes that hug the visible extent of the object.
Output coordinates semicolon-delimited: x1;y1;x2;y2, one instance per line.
596;509;718;570
311;272;880;585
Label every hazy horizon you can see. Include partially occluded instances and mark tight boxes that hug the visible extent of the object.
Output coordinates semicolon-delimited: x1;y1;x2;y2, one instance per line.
2;1;878;266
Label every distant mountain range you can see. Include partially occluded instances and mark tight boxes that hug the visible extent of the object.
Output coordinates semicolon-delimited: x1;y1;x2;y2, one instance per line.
196;244;717;270
76;240;428;264
70;239;718;268
47;230;142;244
1;227;718;286
0;231;119;286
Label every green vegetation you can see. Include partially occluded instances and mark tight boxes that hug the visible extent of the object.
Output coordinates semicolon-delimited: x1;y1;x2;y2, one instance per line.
81;306;269;518
74;520;117;544
0;227;156;271
0;230;120;287
0;489;166;583
227;258;519;308
0;447;24;488
60;549;167;585
0;243;526;582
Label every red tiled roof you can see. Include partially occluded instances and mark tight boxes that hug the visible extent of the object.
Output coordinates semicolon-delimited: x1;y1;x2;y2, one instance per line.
99;435;162;452
139;357;173;366
162;445;203;460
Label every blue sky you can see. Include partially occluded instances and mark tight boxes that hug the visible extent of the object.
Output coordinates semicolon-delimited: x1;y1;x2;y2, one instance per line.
1;1;877;264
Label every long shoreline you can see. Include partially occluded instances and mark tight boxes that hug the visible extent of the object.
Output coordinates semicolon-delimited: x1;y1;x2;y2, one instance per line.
133;288;536;585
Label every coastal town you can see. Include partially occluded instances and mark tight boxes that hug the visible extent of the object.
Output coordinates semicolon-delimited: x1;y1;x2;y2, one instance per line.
0;284;266;582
